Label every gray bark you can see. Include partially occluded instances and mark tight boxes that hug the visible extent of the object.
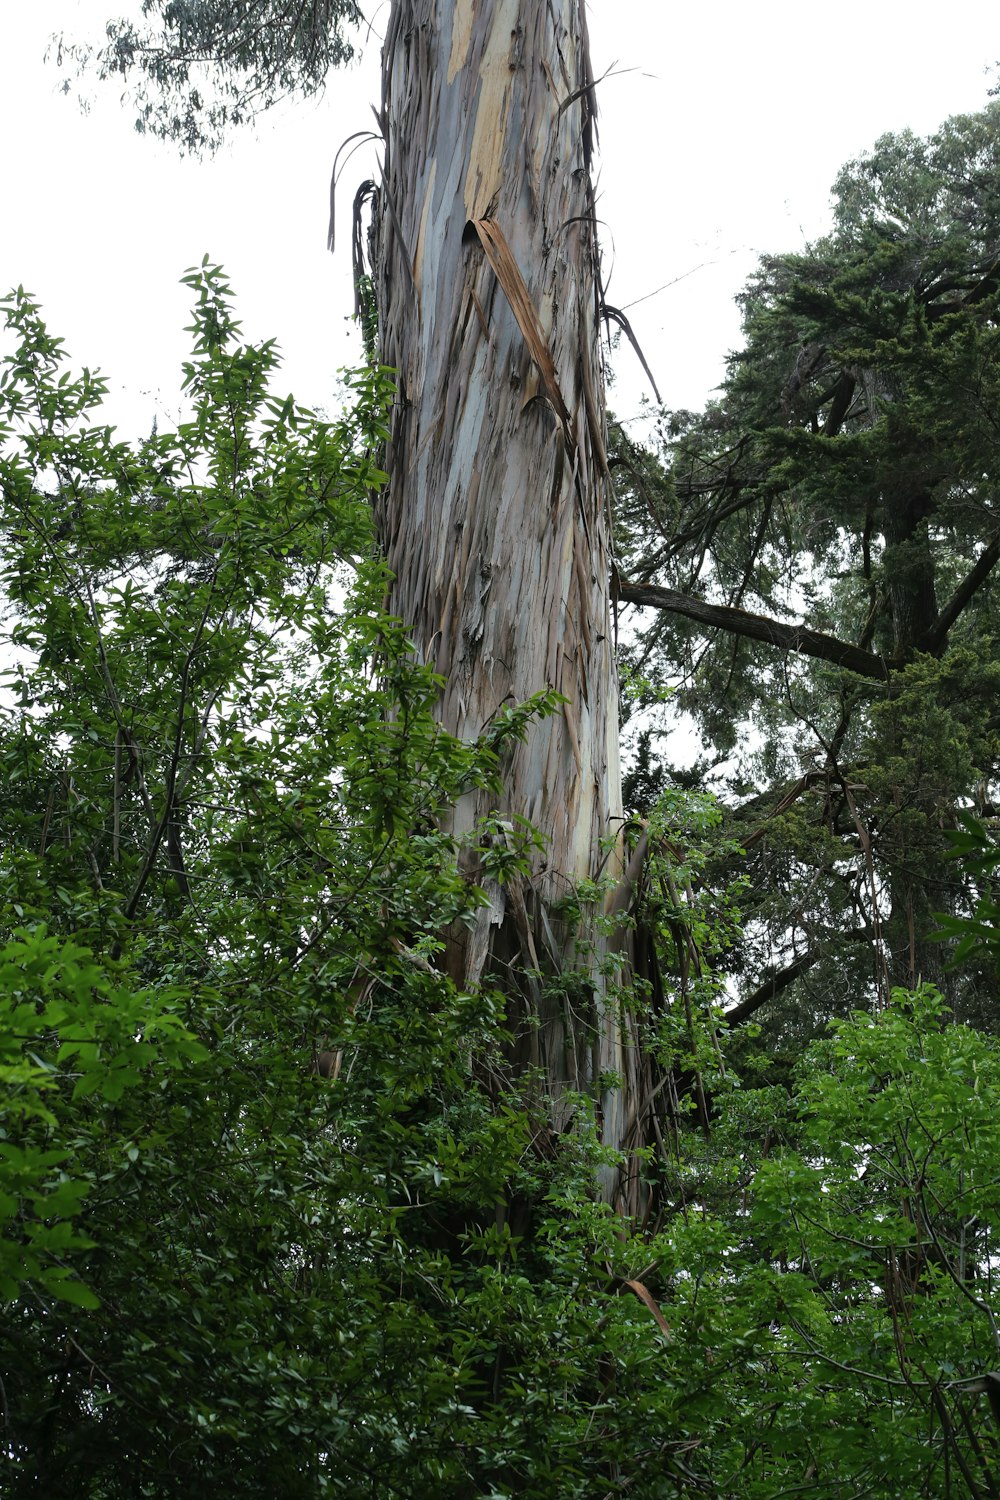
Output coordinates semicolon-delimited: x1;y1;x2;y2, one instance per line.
372;0;645;1191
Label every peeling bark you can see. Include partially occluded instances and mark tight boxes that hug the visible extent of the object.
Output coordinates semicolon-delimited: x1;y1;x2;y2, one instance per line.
372;0;646;1191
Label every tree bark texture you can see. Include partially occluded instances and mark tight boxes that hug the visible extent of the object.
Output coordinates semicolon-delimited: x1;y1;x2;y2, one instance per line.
373;0;643;1180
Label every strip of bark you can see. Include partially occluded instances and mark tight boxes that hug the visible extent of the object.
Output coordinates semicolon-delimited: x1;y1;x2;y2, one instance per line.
602;305;662;403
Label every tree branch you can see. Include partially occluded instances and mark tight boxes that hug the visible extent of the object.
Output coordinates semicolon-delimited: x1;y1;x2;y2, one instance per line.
618;580;891;681
916;532;1000;657
924;257;1000;318
822;370;856;437
723;949;820;1027
724;927;876;1027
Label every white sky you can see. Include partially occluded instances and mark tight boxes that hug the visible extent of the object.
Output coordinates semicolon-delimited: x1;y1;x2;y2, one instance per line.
1;2;997;439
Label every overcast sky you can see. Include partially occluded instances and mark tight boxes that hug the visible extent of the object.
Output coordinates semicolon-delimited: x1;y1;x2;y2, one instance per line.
1;2;998;440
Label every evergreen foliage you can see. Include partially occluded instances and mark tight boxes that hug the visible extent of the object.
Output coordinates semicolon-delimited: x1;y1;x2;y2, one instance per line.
615;102;1000;1035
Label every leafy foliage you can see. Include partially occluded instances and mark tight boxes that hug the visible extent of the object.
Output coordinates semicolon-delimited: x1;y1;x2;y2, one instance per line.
58;0;363;153
0;924;203;1309
638;989;1000;1498
0;267;727;1498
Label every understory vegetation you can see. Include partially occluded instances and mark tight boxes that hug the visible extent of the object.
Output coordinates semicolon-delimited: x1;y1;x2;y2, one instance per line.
4;27;1000;1494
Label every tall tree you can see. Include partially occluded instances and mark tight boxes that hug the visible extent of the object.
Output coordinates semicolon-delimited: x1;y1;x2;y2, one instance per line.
88;0;659;1197
614;102;1000;1039
370;1;641;1156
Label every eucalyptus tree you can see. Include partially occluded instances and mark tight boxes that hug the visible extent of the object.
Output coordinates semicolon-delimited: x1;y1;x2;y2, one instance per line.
369;4;643;1150
64;0;364;153
9;20;1000;1494
0;269;680;1498
614;102;1000;1038
85;0;663;1199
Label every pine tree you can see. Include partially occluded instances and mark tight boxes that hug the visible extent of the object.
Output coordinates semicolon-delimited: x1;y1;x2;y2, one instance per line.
614;102;1000;1037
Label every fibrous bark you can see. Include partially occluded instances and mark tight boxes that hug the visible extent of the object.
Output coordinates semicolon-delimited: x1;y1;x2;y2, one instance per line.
372;0;645;1186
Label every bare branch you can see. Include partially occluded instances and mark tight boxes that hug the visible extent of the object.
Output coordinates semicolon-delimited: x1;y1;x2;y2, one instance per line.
619;580;892;681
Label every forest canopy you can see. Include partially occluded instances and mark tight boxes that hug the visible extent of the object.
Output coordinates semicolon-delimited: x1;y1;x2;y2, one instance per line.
4;8;1000;1492
3;255;1000;1499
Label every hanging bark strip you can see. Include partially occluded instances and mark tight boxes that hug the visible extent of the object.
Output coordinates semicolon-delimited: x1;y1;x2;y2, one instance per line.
371;0;650;1192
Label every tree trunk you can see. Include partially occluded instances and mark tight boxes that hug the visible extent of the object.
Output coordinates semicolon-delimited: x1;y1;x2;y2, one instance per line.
372;0;645;1196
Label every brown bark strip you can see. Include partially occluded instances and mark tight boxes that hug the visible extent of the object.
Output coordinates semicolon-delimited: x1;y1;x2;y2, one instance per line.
606;827;650;929
619;579;892;681
468;216;575;435
602;305;662;404
622;1278;672;1341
